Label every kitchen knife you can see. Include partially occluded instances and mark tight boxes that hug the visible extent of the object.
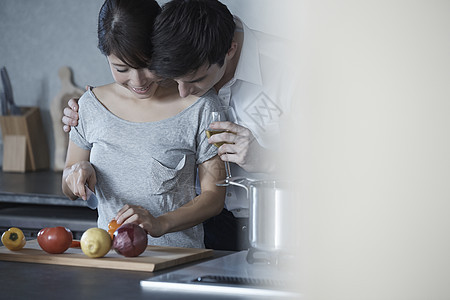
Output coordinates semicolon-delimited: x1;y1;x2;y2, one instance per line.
0;89;7;115
85;185;98;210
1;66;21;115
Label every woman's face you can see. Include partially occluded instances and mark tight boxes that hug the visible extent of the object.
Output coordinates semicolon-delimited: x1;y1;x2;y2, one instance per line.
107;54;160;98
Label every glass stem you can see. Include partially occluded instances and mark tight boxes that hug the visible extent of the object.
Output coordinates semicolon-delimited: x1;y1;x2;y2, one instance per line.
224;161;232;179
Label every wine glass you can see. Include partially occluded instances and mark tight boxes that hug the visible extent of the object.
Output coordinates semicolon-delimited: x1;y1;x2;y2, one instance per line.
205;106;238;185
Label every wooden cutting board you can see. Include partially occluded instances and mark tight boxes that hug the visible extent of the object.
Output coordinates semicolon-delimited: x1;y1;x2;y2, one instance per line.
0;240;213;272
49;66;84;171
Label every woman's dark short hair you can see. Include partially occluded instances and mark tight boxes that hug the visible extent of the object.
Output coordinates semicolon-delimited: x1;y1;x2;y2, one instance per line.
98;0;161;69
150;0;235;78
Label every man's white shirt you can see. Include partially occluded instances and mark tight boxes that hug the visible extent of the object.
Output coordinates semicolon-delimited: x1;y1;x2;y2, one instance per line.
219;17;298;218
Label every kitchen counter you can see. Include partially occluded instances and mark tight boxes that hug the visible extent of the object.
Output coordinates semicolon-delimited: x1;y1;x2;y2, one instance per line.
0;250;236;300
0;249;299;299
0;170;86;207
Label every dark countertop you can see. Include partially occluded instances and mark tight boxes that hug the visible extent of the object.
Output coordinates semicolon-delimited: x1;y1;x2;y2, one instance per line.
0;251;236;300
0;170;65;196
0;170;87;207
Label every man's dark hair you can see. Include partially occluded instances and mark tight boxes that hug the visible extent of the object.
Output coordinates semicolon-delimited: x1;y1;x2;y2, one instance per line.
98;0;161;69
150;0;236;78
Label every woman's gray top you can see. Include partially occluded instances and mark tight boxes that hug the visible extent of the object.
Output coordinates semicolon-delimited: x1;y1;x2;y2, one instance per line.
70;88;220;248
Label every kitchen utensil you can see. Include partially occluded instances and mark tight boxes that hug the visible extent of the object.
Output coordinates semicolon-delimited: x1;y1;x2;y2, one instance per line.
85;185;98;210
216;176;252;187
0;107;50;172
50;66;84;171
226;178;295;264
0;240;212;272
0;66;21;115
0;89;7;115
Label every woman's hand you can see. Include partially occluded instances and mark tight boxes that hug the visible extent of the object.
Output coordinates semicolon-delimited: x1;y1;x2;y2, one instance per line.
114;155;226;240
207;121;274;173
62;97;80;133
63;161;96;201
115;204;166;238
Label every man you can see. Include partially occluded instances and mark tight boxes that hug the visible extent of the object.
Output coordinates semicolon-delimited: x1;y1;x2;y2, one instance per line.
63;0;297;251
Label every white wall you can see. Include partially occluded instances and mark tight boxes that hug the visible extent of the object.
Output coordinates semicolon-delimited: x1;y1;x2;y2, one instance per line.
0;0;111;167
289;1;450;299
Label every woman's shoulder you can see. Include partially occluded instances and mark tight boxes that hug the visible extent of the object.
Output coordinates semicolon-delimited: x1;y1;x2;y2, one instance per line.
176;89;220;114
78;84;113;112
78;83;120;112
79;87;95;104
197;89;221;107
200;89;222;112
91;83;116;101
200;88;219;100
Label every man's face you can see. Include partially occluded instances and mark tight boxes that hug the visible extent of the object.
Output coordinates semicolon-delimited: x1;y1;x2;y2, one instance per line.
174;62;227;98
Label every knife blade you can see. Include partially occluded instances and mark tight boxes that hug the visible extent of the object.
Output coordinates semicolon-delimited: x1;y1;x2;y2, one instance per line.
1;66;21;115
85;184;98;210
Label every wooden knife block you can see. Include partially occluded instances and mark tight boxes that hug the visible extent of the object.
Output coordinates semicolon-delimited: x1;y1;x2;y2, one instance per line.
0;107;49;172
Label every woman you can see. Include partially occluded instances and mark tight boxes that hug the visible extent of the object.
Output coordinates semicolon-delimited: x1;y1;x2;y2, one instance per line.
62;0;225;248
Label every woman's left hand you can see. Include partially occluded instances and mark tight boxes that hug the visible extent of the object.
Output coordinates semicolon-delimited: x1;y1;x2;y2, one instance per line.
115;204;165;237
